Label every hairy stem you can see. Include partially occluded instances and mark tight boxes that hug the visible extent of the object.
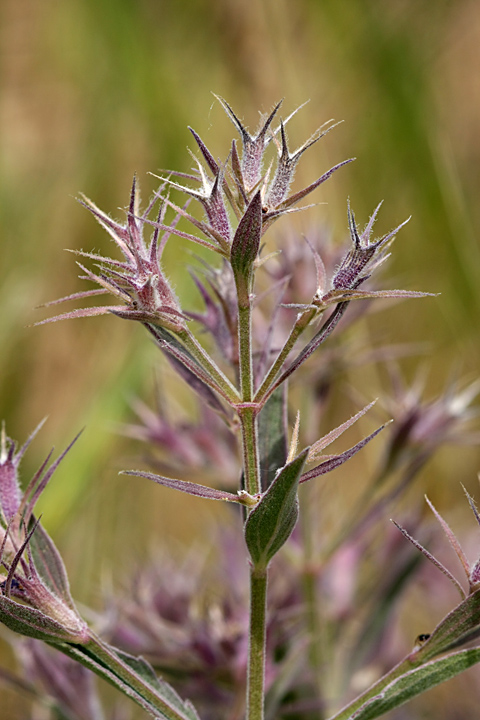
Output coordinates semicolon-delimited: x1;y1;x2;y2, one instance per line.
247;568;268;720
239;407;261;496
235;271;261;495
235;269;267;719
237;301;254;402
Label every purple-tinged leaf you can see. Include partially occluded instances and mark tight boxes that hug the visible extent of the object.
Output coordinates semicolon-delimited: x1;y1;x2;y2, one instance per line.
4;517;41;598
122;470;242;504
33;305;121;326
229;139;249;210
301;424;387;483
463;486;480;529
333;207;411;291
161;168;232;246
266;119;340;210
77;196;132;260
38;288;109;308
308;400;377;461
19;431;83;528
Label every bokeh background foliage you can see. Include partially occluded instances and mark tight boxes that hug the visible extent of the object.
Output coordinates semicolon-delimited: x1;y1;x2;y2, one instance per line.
1;0;480;717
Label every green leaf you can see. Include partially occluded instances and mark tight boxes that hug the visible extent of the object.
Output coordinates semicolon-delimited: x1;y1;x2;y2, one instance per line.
146;324;228;409
244;447;309;570
415;586;480;661
54;637;201;720
331;588;480;720
27;518;76;610
258;384;288;491
345;649;480;720
115;649;200;720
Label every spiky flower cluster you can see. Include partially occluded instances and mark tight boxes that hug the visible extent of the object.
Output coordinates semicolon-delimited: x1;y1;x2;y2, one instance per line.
38;98;420;333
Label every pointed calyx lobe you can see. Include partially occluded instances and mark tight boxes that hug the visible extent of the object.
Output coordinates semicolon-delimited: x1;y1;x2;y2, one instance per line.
216;96;282;192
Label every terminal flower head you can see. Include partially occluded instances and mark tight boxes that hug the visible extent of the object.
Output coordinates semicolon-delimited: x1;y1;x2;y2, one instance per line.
37;177;186;333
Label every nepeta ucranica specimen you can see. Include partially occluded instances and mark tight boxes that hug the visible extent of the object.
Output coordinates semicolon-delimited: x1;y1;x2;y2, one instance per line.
2;97;478;720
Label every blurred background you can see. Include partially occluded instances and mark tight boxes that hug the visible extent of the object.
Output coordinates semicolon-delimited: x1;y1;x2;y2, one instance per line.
1;0;480;717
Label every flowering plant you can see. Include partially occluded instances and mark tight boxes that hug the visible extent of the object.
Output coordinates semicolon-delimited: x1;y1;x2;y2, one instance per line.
1;98;479;720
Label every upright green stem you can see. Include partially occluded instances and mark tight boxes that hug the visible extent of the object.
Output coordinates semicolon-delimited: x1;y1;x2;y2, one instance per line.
240;408;261;496
237;302;254;402
236;276;261;496
234;270;268;720
247;568;268;720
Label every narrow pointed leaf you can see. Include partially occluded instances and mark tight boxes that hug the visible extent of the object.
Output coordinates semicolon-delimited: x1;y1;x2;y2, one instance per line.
308;400;376;461
245;447;309;570
330;592;480;720
34;305;119;326
122;470;242;504
163;352;227;415
317;288;436;309
146;324;233;408
301;425;387;483
52;638;200;720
